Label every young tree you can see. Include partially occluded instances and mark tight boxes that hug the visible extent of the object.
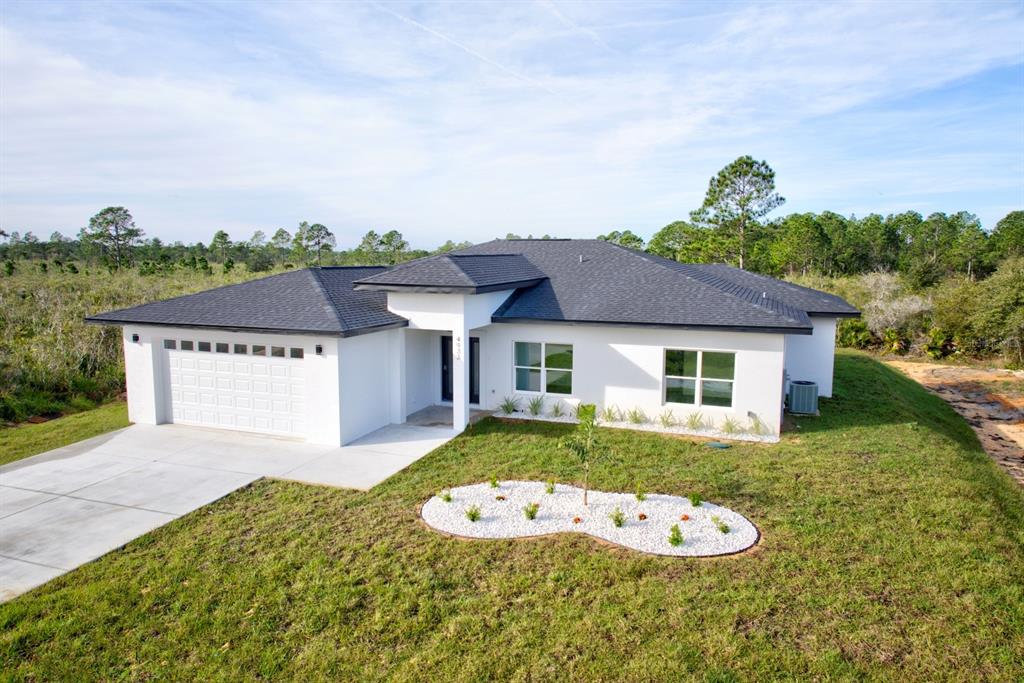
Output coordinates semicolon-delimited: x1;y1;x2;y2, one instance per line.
81;206;144;269
989;211;1024;262
303;223;335;266
690;156;785;269
597;229;645;250
379;230;408;265
291;222;311;265
560;404;613;506
770;213;829;276
647;221;730;263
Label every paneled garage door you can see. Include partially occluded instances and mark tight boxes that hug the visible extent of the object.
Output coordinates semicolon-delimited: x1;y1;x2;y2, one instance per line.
163;338;307;437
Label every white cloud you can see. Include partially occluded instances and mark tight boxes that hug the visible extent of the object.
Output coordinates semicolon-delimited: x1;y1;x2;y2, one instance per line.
1;1;1021;244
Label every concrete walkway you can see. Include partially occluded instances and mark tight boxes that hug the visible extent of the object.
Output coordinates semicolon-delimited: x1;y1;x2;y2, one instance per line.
0;422;454;601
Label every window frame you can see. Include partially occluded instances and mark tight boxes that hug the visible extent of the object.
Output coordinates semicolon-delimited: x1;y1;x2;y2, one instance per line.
512;341;574;396
662;348;736;408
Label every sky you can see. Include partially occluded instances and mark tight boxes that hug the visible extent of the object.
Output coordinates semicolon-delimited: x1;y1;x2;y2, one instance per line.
1;0;1022;249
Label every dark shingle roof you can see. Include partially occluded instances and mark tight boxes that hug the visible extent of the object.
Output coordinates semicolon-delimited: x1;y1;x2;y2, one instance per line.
352;253;546;293
454;240;857;333
86;267;407;337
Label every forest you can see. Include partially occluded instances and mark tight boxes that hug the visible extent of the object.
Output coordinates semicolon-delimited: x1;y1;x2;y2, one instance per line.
1;156;1021;423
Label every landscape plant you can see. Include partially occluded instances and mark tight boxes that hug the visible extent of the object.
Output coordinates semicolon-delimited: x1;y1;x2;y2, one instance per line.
635;483;647;501
720;416;742;434
627;407;648;424
684;411;705;430
658;409;675;427
499;396;519;415
600;404;620;423
527;395;544;416
523;502;540;520
465;505;481;522
489;475;499;488
560;404;614;506
545;480;555;494
688;493;703;507
711;515;730;534
439;489;452;503
549;401;564;418
668;524;684;547
609;507;625;528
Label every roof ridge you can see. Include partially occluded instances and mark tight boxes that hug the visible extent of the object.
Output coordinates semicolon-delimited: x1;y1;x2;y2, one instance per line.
697;264;853;307
601;242;807;326
308;267;350;331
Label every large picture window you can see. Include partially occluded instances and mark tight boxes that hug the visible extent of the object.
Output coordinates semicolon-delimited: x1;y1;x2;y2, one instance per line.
664;349;735;408
514;342;573;394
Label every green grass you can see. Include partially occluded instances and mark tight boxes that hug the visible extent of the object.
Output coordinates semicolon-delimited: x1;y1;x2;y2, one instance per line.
0;401;129;466
2;352;1023;680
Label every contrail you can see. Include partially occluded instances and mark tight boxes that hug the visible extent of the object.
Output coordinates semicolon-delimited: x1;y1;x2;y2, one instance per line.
370;1;557;95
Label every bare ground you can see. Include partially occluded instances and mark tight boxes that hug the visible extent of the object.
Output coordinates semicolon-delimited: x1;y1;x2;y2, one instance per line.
887;360;1024;485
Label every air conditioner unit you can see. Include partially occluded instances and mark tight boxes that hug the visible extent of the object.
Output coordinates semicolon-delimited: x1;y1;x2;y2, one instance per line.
788;380;818;415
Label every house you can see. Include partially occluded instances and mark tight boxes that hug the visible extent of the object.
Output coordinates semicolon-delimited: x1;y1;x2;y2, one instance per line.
87;239;859;445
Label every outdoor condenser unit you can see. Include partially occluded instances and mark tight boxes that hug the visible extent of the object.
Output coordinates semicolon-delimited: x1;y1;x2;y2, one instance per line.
788;380;819;415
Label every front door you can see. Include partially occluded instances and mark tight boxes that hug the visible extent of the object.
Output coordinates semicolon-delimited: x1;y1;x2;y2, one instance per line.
441;335;479;404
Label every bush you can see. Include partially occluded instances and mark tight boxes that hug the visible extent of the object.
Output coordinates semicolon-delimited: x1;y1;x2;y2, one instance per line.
688;493;702;507
439;489;452;503
523;502;540;520
635;484;646;501
527;395;544;416
658;409;675;427
499;396;519;415
609;507;625;528
465;505;481;522
684;411;705;430
545;480;555;494
489;475;499;488
668;524;684;547
837;318;874;348
600;404;620;422
626;407;647;424
711;515;730;534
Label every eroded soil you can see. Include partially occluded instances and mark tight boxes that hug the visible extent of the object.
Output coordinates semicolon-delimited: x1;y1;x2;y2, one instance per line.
887;361;1024;485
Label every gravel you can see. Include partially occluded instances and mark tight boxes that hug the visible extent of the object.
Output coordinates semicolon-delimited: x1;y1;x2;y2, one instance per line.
495;411;778;443
421;481;759;557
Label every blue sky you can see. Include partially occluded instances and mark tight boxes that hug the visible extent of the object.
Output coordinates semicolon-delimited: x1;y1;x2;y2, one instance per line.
1;1;1022;249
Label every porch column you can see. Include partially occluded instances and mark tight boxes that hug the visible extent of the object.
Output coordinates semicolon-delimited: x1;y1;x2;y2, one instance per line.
451;323;470;433
389;328;406;424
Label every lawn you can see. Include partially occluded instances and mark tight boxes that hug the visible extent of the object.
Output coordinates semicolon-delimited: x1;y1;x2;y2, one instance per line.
1;352;1022;681
0;401;129;466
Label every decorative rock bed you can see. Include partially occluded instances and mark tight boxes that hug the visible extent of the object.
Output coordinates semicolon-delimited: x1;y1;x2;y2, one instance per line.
497;410;779;444
421;481;759;557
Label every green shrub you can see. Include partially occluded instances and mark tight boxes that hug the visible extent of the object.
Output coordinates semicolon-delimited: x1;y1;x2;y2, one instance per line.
626;407;647;424
600;404;620;422
545;479;555;494
527;395;544;416
523;502;540;520
658;410;675;427
465;505;481;522
882;328;909;354
837;318;874;348
711;515;730;534
635;484;646;501
720;417;742;434
688;493;702;507
668;524;684;547
439;489;453;503
684;411;705;430
499;396;519;415
489;475;499;488
549;401;564;418
609;507;625;528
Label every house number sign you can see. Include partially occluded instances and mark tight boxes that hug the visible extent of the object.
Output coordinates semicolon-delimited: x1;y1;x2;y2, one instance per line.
454;335;462;361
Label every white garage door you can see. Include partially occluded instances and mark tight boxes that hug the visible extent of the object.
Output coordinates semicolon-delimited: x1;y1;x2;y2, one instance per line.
163;337;307;437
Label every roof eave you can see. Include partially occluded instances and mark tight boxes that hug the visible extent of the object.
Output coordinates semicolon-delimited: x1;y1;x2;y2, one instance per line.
352;278;545;295
807;310;861;318
489;316;814;335
83;316;409;338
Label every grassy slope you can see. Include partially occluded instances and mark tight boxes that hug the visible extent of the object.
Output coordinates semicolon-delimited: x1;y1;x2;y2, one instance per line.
0;402;129;466
1;352;1022;681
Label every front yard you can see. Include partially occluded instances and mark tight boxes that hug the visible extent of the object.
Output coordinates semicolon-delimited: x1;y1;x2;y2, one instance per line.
2;351;1022;681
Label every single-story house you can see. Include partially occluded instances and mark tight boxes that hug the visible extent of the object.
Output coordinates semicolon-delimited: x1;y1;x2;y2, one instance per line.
87;239;859;445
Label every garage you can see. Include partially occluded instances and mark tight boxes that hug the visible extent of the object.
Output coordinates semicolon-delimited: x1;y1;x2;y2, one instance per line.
162;336;307;437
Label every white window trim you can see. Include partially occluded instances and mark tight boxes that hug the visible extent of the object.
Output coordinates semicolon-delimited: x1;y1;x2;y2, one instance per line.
512;341;574;396
662;348;735;408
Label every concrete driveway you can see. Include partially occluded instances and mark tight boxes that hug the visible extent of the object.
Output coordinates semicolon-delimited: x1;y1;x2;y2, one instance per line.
0;422;454;601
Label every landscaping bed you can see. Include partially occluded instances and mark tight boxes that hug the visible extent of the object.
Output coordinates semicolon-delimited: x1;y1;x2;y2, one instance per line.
421;480;758;556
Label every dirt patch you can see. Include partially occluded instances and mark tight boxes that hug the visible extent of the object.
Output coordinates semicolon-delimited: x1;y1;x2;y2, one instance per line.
887;361;1024;485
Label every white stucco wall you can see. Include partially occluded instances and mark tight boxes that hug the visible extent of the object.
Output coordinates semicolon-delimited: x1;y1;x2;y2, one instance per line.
404;329;437;416
783;317;837;398
337;328;404;444
475;323;787;434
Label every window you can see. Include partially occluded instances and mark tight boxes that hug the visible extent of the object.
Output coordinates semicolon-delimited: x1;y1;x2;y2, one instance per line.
234;344;247;354
215;342;229;353
514;341;573;394
181;340;194;351
664;350;735;408
197;341;211;352
290;347;304;359
252;345;266;356
271;346;285;357
163;339;176;350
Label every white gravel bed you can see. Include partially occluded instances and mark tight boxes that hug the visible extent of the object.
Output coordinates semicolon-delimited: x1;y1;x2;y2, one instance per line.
497;411;778;444
421;481;759;557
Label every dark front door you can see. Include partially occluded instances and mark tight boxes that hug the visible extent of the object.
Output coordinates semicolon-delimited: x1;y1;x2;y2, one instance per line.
441;335;479;404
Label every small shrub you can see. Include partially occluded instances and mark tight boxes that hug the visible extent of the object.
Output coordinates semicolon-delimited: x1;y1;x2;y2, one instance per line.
684;411;705;430
688;493;702;507
545;479;556;494
635;483;647;501
549;401;564;418
499;396;520;415
465;505;481;522
523;502;540;520
720;416;742;434
600;404;621;422
609;507;625;528
711;515;730;534
668;524;684;547
627;407;647;424
439;489;453;503
658;409;676;427
527;395;545;416
489;475;499;488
